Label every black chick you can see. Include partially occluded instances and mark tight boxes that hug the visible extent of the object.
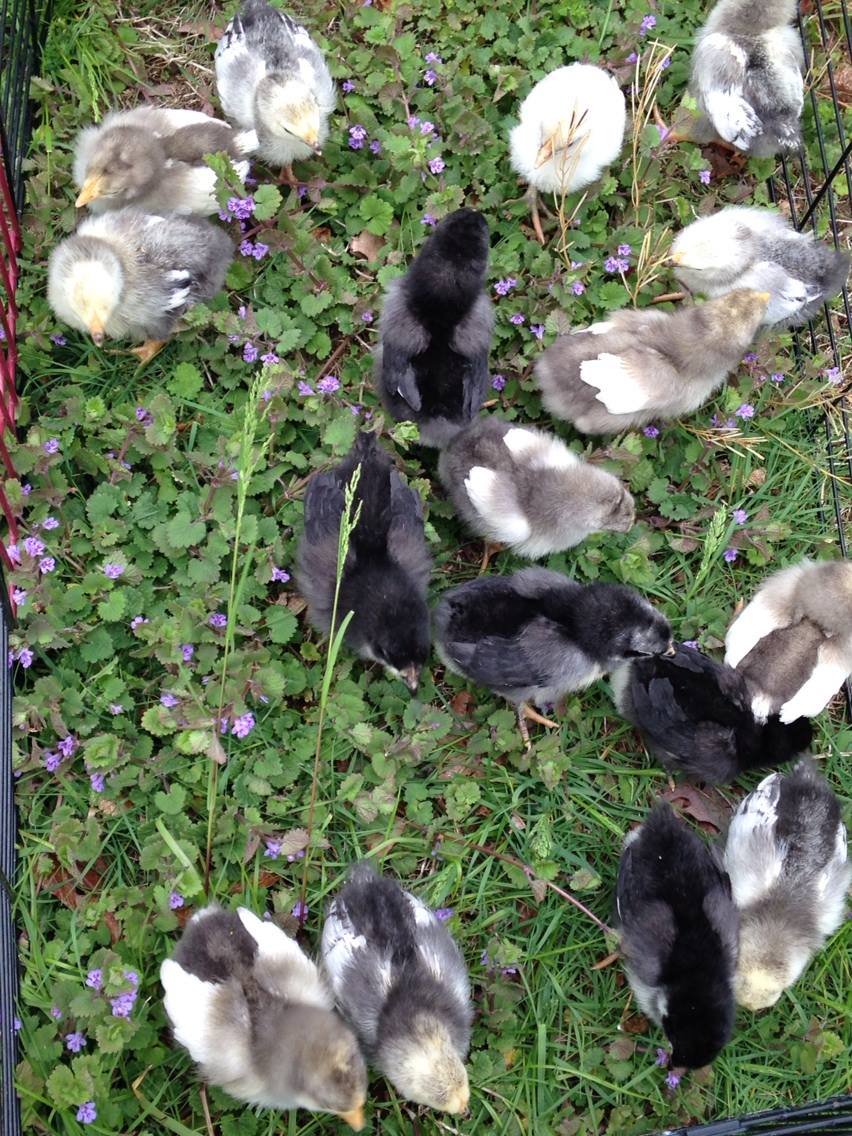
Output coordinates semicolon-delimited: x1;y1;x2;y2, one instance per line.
373;208;493;447
296;432;432;691
616;802;739;1070
612;644;812;783
434;567;672;745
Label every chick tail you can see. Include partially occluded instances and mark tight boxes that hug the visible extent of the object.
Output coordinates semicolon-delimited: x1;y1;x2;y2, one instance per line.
760;713;813;765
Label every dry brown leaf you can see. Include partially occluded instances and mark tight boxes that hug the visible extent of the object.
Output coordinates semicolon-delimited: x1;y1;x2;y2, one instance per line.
350;229;386;262
622;1012;650;1035
529;876;547;903
662;783;731;833
592;950;621;971
450;690;475;717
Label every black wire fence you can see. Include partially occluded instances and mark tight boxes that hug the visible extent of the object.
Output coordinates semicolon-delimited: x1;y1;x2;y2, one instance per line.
0;0;849;1133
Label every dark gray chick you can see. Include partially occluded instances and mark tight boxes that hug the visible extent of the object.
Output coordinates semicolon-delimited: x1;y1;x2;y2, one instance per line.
373;208;493;447
535;291;769;435
690;0;805;156
725;559;852;723
160;905;367;1128
434;567;672;745
670;206;850;327
321;862;472;1114
724;759;850;1010
616;803;739;1069
73;106;255;214
295;431;432;692
437;417;634;558
47;209;233;364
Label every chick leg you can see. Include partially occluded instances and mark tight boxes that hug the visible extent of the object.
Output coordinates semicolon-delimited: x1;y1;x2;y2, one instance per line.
128;339;168;367
517;702;560;749
528;186;547;246
278;164;298;187
479;541;504;574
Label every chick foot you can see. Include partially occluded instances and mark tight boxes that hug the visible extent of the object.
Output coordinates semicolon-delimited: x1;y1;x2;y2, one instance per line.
129;339;168;367
517;702;560;749
527;186;547;245
278;164;298;187
479;541;505;574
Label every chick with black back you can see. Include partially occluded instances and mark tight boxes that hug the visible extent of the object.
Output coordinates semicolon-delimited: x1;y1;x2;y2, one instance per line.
611;644;813;782
296;432;432;692
321;862;472;1114
434;567;672;745
374;208;493;447
616;803;739;1070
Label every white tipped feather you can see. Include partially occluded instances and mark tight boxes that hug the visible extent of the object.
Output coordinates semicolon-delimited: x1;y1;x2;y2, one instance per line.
463;467;531;545
580;354;652;414
160;958;246;1071
704;89;763;148
778;654;850;723
724;592;780;668
502;427;578;470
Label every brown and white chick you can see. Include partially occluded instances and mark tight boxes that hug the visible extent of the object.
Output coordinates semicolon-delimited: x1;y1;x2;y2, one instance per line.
160;905;367;1129
535;291;769;435
725;560;852;723
321;862;472;1115
438;417;634;558
724;759;850;1010
73;106;256;215
47;209;233;363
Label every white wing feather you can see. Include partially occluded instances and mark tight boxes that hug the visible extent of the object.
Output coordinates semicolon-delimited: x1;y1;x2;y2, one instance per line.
778;656;850;722
463;467;531;545
724;593;781;668
503;427;578;471
580;354;652;414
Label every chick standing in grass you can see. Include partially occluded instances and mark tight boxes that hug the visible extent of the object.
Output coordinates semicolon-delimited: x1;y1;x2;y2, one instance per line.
611;643;813;783
535;290;769;435
434;567;673;746
73;106;256;215
616;803;739;1070
47;208;233;364
373;208;493;448
670;206;850;327
690;0;804;156
321;862;472;1114
437;417;635;559
724;759;850;1010
725;560;852;723
160;905;367;1129
295;431;432;692
215;0;335;182
509;64;626;245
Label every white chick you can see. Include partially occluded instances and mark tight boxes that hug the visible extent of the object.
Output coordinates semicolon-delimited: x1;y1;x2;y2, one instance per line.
437;416;634;558
215;0;335;181
724;759;850;1010
160;905;367;1128
321;862;472;1114
725;559;852;723
535;290;769;435
691;0;804;156
73;106;256;215
670;206;850;327
47;208;233;363
509;63;626;244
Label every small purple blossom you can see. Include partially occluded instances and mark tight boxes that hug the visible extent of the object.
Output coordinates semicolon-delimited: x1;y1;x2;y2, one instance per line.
160;692;180;708
130;615;148;631
86;969;103;990
349;124;367;149
44;751;61;772
287;849;305;862
317;374;341;395
361;310;374;323
209;612;228;629
264;839;282;858
231;712;256;739
733;509;748;525
297;380;315;396
699;169;711;185
77;1102;97;1124
342;79;355;93
494;277;518;296
39;557;56;575
12;588;26;606
743;352;759;364
627;51;638;63
661;54;671;69
65;1032;87;1053
124;970;139;988
605;255;631;273
252;242;269;260
57;735;77;758
771;371;784;383
655;1048;670;1068
109;704;124;715
682;640;699;650
243;342;259;364
433;908;453;922
110;991;136;1018
369;139;382;154
491;374;506;391
509;313;525;326
480;950;490;966
50;334;67;346
24;536;45;558
423;69;437;86
292;899;309;920
428;156;445;174
419;120;435;135
16;647;34;668
21;483;32;496
239;239;255;257
425;51;441;63
135;407;152;426
617;244;632;257
181;644;195;663
169;891;184;910
227;196;255;221
271;566;290;583
51;1006;63;1020
724;548;739;563
666;1071;682;1090
421;213;437;226
643;425;660;438
103;563;124;579
824;366;842;385
571;281;586;295
640;13;657;33
90;772;105;792
41;516;59;531
735;403;755;419
43;438;60;455
407;114;421;129
530;324;545;340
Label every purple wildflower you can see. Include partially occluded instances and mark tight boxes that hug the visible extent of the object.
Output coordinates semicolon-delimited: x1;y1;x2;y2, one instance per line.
771;371;784;383
735;403;755;419
227;196;255;220
627;51;638;63
243;343;259;364
509;313;525;325
23;536;45;558
491;374;506;391
21;484;32;495
77;1102;97;1124
41;517;59;530
209;612;228;629
13;1017;21;1032
124;970;139;988
655;1048;670;1068
252;242;269;260
51;1006;63;1019
271;566;290;583
342;79;355;93
682;639;699;650
480;950;490;966
617;244;632;257
181;644;195;663
264;839;282;858
109;704;123;715
44;751;61;772
743;352;759;364
419;121;435;135
494;277;518;296
824;366;842;384
661;54;671;69
43;438;60;455
733;509;748;525
12;589;26;606
297;380;315;396
86;969;103;990
239;239;255;257
16;647;34;668
421;213;437;226
65;1032;87;1053
317;374;341;394
428;156;445;174
699;169;711;185
423;69;437;85
369;139;381;154
39;557;56;574
361;310;374;323
350;404;362;415
640;14;657;33
130;615;148;631
292;899;309;920
724;548;739;563
231;712;256;739
531;324;545;340
433;908;453;922
604;256;621;273
110;991;136;1018
425;52;441;63
160;692;180;708
169;891;184;910
407;114;421;129
287;849;305;862
571;281;586;295
50;333;67;346
103;563;124;579
666;1071;682;1090
57;735;77;758
643;425;660;438
90;772;105;792
349;124;367;149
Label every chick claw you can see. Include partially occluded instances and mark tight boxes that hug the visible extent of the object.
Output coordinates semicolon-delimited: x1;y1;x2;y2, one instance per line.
517;702;560;749
479;541;505;575
129;339;168;367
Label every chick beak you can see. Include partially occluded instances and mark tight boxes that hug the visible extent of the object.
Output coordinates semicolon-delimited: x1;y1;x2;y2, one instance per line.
88;319;106;346
755;291;772;303
664;641;677;657
445;1086;470;1114
338;1106;365;1131
534;135;555;168
667;251;684;266
400;664;420;694
76;176;105;208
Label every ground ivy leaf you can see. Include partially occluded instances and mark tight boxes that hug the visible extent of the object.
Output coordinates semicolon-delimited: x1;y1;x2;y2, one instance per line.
45;1065;80;1108
166;513;207;549
322;411;357;455
97;589;127;622
358;194;394;235
266;607;298;645
79;627;115;663
86;483;123;525
154;783;187;815
168;362;204;400
252;183;282;221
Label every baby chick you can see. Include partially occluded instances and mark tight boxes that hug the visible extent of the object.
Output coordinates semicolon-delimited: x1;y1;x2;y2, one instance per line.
616;803;739;1069
691;0;804;156
47;209;233;363
160;905;367;1128
295;431;432;692
725;559;852;723
724;759;850;1010
215;0;335;182
434;567;672;745
670;206;850;327
373;208;493;448
437;417;634;558
535;291;769;435
73;106;256;215
612;643;813;783
321;862;472;1114
509;64;626;244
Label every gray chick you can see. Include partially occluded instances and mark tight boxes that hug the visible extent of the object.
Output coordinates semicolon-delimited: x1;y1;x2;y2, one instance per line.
535;291;769;435
725;559;852;723
73;106;256;215
691;0;805;156
47;208;233;363
437;417;634;558
321;862;472;1114
160;905;367;1129
434;567;673;745
215;0;335;180
724;759;850;1010
670;206;850;327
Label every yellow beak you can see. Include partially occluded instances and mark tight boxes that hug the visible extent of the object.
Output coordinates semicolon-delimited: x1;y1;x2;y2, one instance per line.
444;1085;470;1114
668;251;684;266
534;136;555;169
76;176;105;208
664;641;677;657
88;318;105;345
338;1106;365;1131
400;663;420;693
756;291;772;302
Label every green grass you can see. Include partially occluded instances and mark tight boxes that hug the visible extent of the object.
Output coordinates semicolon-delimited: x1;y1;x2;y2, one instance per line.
9;0;852;1134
